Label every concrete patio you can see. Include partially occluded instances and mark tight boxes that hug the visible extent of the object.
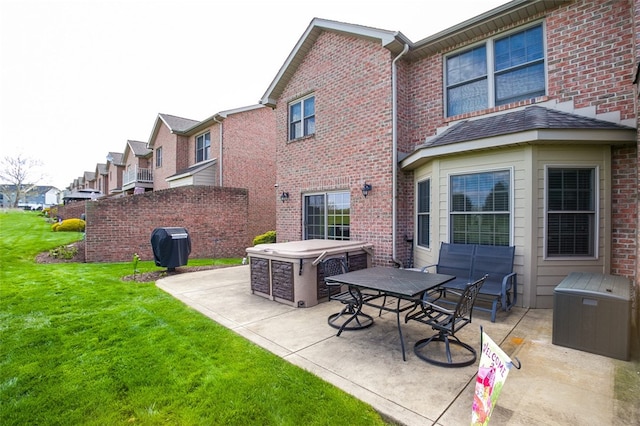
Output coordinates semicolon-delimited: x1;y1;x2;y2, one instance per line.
157;265;639;426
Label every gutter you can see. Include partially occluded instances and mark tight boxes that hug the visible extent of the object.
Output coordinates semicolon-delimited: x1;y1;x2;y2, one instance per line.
213;116;223;186
392;43;409;268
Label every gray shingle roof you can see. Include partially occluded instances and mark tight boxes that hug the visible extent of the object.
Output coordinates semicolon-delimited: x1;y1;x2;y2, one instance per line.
159;113;200;132
96;163;107;175
107;152;125;166
127;140;152;156
421;106;634;148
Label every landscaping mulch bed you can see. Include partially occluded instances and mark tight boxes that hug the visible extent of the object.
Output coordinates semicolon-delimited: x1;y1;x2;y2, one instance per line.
36;240;228;282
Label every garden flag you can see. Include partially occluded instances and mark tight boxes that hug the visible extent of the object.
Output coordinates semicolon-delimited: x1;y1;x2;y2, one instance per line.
471;329;516;425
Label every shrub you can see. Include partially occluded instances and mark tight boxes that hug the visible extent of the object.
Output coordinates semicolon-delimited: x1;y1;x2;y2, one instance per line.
52;218;85;232
253;230;276;246
49;244;78;259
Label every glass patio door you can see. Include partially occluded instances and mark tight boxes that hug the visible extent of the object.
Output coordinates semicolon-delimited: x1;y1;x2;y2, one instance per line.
304;192;350;240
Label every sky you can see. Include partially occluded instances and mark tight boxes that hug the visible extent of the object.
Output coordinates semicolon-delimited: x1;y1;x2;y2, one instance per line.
1;0;509;190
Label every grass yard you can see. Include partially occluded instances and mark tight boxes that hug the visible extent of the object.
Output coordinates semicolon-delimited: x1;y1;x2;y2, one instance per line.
0;210;388;425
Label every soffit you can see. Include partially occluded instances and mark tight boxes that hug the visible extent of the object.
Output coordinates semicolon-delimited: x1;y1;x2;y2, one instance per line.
408;0;564;60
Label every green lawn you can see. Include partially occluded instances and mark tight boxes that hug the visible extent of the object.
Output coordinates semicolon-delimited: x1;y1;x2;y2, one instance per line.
0;210;388;425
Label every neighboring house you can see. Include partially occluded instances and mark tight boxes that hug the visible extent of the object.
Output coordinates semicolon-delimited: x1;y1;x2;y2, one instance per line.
260;0;638;309
147;113;200;190
121;140;153;194
106;152;125;195
94;163;108;195
63;188;102;205
147;105;277;240
0;185;60;208
71;177;83;192
83;171;97;190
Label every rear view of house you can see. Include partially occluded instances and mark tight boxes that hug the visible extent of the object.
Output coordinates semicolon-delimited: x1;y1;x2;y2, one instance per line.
261;0;639;311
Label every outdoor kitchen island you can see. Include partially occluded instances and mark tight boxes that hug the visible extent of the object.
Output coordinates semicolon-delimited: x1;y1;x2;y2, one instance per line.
246;240;373;308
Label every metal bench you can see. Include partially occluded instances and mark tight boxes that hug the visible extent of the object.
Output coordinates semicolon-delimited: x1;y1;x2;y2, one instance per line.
422;243;517;322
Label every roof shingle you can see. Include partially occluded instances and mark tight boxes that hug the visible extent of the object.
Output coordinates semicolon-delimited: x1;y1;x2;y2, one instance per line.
421;106;634;148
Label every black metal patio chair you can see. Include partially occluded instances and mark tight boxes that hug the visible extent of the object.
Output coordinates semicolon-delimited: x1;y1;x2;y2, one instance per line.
323;257;374;334
405;274;487;367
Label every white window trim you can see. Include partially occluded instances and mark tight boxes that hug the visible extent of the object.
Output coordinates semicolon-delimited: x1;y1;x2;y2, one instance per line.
195;131;211;163
443;20;547;117
446;166;514;246
543;164;600;261
416;177;431;249
288;93;315;141
302;190;350;240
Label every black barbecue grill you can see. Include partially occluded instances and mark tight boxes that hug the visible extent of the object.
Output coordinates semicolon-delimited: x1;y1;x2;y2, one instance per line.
150;227;191;271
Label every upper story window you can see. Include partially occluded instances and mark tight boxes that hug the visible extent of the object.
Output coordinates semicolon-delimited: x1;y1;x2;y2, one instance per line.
446;23;545;117
155;147;162;168
546;167;597;258
417;179;430;248
450;169;511;246
289;95;315;140
196;132;211;163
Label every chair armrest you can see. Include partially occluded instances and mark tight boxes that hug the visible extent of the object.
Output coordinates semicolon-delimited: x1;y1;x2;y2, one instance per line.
420;264;437;273
422;299;455;315
501;272;517;309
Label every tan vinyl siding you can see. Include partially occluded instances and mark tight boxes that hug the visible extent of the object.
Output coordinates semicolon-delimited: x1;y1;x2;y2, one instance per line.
411;143;612;309
413;147;527;304
533;144;610;308
169;176;195;188
193;166;216;186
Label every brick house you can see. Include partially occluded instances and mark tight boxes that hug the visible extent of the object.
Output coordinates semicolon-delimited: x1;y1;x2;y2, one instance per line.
94;162;108;195
147;113;199;190
260;0;638;309
83;171;96;190
105;151;125;195
147;105;277;241
121;140;153;194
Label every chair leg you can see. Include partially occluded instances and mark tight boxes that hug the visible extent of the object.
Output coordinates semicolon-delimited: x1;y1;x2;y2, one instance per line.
327;304;374;334
414;332;477;367
490;299;498;323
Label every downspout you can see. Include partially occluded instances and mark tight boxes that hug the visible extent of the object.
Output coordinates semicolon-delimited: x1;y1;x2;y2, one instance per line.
213;116;223;186
392;43;409;268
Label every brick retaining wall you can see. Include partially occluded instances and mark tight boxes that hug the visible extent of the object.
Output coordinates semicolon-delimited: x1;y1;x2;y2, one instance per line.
84;186;248;263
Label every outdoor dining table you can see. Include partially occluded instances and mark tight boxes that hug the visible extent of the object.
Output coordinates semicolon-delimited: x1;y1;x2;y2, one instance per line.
325;267;455;361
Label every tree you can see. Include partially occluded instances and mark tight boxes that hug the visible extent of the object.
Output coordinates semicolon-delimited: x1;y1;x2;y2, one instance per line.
0;154;43;208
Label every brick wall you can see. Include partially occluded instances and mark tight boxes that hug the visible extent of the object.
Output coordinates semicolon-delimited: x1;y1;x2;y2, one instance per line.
220;107;277;241
546;0;635;120
611;145;638;278
275;31;399;266
84;186;248;263
56;201;86;221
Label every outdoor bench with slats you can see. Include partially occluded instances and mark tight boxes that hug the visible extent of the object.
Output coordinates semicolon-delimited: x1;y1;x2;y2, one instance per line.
422;242;517;322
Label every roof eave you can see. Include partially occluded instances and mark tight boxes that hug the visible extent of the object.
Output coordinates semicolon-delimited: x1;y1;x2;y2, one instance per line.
409;0;561;60
260;18;410;107
401;128;637;170
182;104;265;135
147;115;165;148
